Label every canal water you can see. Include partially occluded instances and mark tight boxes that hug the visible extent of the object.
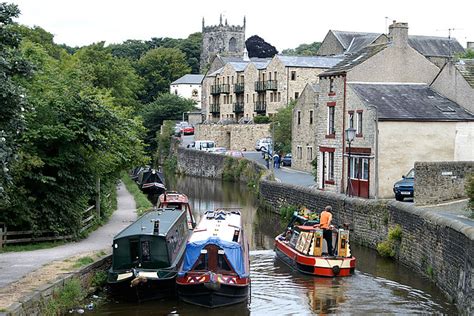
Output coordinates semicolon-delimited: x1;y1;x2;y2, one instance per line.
92;175;456;315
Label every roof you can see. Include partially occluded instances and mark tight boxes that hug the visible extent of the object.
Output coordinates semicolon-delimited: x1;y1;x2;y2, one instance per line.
277;55;344;68
346;34;384;54
114;209;185;239
158;191;189;205
321;43;388;76
349;82;474;121
253;60;271;70
189;209;242;243
455;59;474;88
228;61;249;72
309;83;321;93
331;30;382;49
207;67;223;77
171;74;204;85
408;35;465;57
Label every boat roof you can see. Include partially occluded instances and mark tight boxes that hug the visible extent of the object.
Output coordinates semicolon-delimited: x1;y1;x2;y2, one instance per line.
189;209;242;243
113;208;185;240
158;191;189;204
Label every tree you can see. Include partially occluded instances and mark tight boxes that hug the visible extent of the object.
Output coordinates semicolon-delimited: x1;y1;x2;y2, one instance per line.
282;42;322;56
245;35;278;58
0;3;32;200
272;101;296;154
457;49;474;59
137;47;191;103
140;94;196;153
108;39;150;60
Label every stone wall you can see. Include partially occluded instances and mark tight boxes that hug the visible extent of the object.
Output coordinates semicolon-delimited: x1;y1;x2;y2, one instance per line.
4;255;111;316
415;161;474;206
195;123;270;151
259;179;473;314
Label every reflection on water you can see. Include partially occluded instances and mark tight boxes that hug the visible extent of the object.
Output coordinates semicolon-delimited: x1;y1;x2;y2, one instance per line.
92;175;456;315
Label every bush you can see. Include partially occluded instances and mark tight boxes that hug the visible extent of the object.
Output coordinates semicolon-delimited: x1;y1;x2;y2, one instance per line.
377;225;403;258
253;115;271;124
377;240;395;257
279;204;298;221
91;271;107;287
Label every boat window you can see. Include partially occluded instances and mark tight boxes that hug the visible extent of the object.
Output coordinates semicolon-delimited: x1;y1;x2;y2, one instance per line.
130;240;139;263
193;253;208;270
218;253;232;272
289;231;300;248
141;241;151;262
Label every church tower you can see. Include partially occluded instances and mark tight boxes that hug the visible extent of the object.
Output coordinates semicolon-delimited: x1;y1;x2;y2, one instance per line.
200;15;246;73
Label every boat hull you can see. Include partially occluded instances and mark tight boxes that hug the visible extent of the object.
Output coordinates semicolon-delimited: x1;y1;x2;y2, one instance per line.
177;281;249;308
275;238;356;277
107;274;177;301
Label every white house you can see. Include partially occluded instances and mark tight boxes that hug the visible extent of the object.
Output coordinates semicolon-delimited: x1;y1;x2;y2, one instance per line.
170;74;205;109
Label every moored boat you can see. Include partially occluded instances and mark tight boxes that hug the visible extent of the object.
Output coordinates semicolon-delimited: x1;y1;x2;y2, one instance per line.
176;209;250;308
137;167;166;196
107;207;195;301
275;212;356;277
158;191;195;230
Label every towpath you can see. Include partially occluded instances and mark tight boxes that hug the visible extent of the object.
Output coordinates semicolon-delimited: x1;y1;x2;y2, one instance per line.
0;183;137;289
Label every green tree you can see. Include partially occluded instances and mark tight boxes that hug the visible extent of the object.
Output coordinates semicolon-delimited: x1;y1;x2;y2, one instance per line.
108;39;150;60
272;101;296;154
457;49;474;59
0;3;32;200
137;47;191;103
282;42;322;56
140;94;196;153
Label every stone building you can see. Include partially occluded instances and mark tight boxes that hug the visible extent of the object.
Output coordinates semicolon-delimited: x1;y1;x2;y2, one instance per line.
169;74;204;109
317;26;465;68
200;15;246;73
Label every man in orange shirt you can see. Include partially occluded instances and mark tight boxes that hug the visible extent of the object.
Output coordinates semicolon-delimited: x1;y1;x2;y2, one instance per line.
320;205;334;256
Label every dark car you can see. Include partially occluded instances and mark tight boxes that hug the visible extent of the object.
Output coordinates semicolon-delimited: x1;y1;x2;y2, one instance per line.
281;153;292;166
393;168;414;201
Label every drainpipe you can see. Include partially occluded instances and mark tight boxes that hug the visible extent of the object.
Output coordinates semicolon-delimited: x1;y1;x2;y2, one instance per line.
286;67;289;105
367;104;379;199
341;75;347;194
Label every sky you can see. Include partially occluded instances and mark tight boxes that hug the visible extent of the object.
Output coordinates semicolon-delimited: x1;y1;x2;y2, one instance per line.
9;0;474;51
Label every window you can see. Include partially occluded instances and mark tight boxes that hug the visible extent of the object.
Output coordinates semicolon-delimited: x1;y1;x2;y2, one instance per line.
349;111;354;128
291;71;296;80
295;92;299;100
297;111;301;125
253;94;255;102
327;152;334;180
309;110;313;124
192;89;198;97
307;146;313;161
329;78;334;93
350;157;369;180
297;146;302;159
174;89;178;95
230;95;232;104
274;71;277;79
357;111;363;135
231;76;234;84
278;92;281;102
270;93;274;102
227;76;230;84
246;94;249;103
327;105;335;135
269;72;272;80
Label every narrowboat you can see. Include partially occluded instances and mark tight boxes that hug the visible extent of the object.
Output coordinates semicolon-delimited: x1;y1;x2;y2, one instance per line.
107;207;194;301
275;212;356;277
158;191;195;230
137;168;166;196
176;209;250;308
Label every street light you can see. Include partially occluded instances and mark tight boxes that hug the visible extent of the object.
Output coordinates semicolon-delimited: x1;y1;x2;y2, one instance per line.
345;127;356;196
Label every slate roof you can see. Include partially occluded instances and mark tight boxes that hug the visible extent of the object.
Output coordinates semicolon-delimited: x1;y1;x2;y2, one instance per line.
408;35;465;57
346;34;384;54
455;59;474;88
331;30;382;49
349;83;474;121
171;74;204;85
228;61;250;72
278;55;344;68
207;67;224;77
253;60;271;70
320;43;388;76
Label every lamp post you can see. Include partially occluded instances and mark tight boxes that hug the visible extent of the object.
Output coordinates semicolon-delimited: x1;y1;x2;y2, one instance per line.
345;127;356;196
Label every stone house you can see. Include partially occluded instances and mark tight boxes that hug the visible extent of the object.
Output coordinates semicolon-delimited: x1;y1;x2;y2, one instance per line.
292;83;319;172
317;27;465;68
169;74;204;109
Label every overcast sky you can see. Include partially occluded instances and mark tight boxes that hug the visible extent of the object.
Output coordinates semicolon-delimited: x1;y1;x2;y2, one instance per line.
10;0;474;51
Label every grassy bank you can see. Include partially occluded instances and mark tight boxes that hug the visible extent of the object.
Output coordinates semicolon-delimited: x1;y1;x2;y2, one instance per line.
120;172;153;215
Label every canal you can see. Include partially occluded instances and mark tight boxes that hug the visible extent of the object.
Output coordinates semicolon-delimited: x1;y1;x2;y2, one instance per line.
93;175;456;315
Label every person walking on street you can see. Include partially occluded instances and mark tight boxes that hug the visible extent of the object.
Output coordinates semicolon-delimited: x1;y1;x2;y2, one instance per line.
264;152;270;169
273;154;280;169
320;205;334;256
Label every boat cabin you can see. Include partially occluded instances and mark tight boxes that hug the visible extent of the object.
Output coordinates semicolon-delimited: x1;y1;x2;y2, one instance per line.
158;191;195;229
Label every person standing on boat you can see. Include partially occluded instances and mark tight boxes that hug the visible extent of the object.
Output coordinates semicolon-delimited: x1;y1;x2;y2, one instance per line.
320;206;334;256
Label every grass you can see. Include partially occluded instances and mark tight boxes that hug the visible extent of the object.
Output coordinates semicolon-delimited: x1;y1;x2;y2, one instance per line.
44;278;85;316
0;241;67;253
121;171;153;215
91;271;108;287
95;250;107;258
73;256;94;268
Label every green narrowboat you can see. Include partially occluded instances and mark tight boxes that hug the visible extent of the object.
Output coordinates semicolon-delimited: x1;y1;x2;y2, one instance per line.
107;208;192;301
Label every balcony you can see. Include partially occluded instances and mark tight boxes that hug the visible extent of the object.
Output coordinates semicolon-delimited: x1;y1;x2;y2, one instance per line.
233;101;244;113
254;101;267;113
254;80;278;92
209;103;220;114
234;83;245;94
211;84;230;95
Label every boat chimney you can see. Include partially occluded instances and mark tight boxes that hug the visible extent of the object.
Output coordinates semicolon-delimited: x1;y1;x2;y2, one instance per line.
153;220;160;235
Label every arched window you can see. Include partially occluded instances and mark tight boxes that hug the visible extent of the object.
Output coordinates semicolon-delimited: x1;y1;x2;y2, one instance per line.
208;37;215;52
229;37;237;52
192;89;198;97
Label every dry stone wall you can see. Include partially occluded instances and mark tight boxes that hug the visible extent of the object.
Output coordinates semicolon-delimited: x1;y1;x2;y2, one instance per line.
195;124;270;151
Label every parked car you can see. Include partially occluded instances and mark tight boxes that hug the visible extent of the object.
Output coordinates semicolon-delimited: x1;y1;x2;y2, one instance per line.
174;126;182;137
281;153;292;166
209;147;227;154
255;138;272;152
225;150;244;158
187;140;216;152
393;168;415;201
181;124;194;135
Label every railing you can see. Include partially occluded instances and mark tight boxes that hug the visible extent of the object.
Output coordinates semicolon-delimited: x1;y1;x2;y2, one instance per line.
209;103;220;114
254;80;278;92
234;83;245;94
211;84;230;95
220;84;230;94
254;100;267;113
233;101;244;113
211;84;220;95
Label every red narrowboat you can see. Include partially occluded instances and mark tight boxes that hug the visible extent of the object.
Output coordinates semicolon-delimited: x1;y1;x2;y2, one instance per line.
158;191;195;229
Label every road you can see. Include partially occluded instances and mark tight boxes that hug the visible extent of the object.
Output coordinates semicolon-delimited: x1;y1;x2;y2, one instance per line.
0;183;137;289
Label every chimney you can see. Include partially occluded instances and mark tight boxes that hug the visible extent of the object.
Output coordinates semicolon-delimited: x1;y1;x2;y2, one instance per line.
388;20;409;48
